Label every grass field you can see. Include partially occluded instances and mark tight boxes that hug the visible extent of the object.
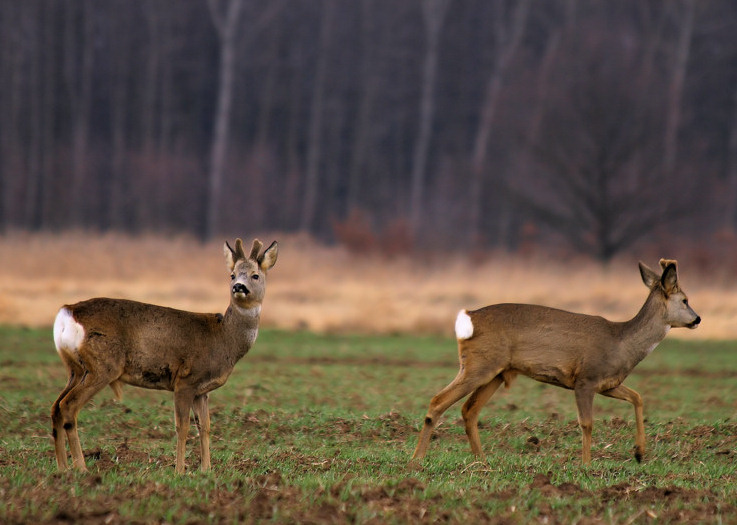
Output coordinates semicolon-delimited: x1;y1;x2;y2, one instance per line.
1;326;736;523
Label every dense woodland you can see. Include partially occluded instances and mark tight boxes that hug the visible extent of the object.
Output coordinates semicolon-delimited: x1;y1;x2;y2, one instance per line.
1;0;737;260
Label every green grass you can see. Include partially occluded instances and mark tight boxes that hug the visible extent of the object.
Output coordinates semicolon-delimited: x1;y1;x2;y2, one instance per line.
1;326;736;523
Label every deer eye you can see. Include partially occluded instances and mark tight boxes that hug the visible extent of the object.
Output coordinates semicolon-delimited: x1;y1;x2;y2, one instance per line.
682;298;689;305
230;274;236;280
251;274;260;280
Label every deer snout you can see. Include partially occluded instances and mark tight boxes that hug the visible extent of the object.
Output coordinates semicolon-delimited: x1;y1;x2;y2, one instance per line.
689;315;701;329
232;283;249;296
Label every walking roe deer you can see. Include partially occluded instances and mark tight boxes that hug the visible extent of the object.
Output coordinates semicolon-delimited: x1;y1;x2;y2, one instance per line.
412;259;700;464
51;238;277;473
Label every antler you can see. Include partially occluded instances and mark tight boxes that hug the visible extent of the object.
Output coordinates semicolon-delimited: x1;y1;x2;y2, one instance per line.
249;239;264;261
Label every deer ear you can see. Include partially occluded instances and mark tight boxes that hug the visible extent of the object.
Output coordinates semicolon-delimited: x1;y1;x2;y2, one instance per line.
659;258;677;271
258;241;278;271
661;262;679;295
224;241;236;272
639;262;659;289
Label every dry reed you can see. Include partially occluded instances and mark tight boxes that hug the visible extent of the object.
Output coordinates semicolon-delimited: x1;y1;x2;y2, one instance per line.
0;232;733;340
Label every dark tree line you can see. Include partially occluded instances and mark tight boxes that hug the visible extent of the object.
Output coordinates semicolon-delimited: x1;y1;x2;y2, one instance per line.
1;0;737;260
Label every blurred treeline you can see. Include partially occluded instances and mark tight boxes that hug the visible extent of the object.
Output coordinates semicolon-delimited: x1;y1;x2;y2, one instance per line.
1;0;736;260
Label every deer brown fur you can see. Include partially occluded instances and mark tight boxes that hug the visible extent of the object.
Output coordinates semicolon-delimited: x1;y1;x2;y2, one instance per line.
51;238;277;473
412;259;700;464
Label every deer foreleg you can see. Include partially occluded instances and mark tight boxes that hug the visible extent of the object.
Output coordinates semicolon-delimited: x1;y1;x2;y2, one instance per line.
192;394;211;472
601;384;645;462
574;387;595;465
461;375;505;457
173;390;195;474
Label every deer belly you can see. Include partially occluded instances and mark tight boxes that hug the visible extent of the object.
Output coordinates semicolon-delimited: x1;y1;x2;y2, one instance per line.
120;366;174;391
195;373;231;395
516;365;576;389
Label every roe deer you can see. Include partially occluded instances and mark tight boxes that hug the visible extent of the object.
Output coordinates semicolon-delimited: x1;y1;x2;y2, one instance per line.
51;238;277;473
412;259;700;464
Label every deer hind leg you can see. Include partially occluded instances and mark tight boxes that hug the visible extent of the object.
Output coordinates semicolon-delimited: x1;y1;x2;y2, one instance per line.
173;390;195;474
601;384;645;462
574;387;595;465
56;370;113;471
51;364;85;470
109;380;124;401
192;394;211;472
412;366;500;460
461;374;505;457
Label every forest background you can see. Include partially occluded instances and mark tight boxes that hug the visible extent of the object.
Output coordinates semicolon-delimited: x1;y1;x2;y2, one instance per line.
2;0;737;264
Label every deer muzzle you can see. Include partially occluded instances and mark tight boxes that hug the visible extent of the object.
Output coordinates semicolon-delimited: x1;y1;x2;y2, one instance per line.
232;283;249;296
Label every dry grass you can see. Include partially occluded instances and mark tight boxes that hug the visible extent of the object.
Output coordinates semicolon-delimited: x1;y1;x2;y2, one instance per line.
0;231;733;339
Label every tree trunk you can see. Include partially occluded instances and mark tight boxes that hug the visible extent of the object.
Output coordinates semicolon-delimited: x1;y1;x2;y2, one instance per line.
346;0;380;214
467;0;530;248
205;0;244;239
662;0;694;177
25;3;43;229
108;0;131;231
0;3;21;230
40;0;58;229
66;0;95;228
409;0;450;242
725;84;737;231
300;0;336;234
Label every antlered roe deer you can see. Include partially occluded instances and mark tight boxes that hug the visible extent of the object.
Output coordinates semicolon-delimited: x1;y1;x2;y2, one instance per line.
51;238;277;473
412;259;700;464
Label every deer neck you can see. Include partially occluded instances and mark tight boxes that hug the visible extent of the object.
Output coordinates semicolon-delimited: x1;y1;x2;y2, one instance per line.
620;290;669;363
222;302;262;358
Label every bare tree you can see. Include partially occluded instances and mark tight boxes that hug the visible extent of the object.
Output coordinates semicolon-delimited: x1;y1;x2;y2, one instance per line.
662;0;695;178
24;2;44;229
519;30;667;262
107;0;132;231
346;0;381;214
205;0;245;239
300;0;336;233
409;0;451;241
65;0;95;227
467;0;530;247
0;0;734;255
725;83;737;231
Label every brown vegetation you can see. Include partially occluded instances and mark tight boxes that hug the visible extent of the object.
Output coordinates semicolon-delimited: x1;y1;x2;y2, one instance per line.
1;232;735;339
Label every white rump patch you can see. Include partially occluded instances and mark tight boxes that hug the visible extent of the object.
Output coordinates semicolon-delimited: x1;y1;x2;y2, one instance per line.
53;307;85;354
455;309;474;340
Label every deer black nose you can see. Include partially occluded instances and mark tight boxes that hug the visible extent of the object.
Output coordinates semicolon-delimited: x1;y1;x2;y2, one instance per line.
689;316;701;328
232;283;249;295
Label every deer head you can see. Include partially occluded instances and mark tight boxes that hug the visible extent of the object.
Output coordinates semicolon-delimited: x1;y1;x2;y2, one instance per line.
224;238;278;310
638;259;700;329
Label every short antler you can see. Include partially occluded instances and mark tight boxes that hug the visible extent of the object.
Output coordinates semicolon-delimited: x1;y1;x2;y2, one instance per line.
249;239;264;260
